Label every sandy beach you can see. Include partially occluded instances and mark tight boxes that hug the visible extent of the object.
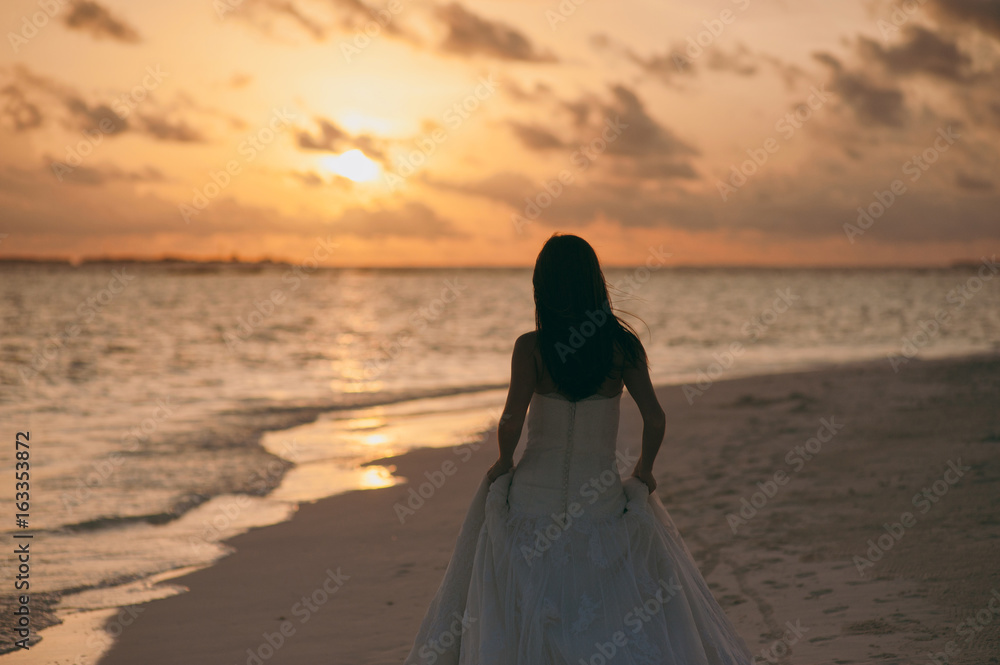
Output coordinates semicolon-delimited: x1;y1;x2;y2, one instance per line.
22;353;998;665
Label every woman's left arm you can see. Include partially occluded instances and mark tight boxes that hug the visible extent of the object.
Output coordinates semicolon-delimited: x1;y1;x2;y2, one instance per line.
487;332;537;482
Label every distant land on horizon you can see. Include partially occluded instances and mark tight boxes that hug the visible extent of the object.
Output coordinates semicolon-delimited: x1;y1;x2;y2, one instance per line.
0;255;994;271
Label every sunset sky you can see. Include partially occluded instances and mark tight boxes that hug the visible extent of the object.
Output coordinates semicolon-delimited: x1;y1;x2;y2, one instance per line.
1;0;998;266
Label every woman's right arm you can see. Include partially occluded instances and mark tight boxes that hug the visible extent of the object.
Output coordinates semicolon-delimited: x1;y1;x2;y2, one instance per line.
622;349;666;491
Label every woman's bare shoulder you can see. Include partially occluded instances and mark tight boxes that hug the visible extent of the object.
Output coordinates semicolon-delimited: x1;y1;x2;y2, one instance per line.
515;330;538;348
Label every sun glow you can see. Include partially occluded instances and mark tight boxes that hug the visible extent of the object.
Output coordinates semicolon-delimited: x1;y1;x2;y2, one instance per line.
320;149;381;182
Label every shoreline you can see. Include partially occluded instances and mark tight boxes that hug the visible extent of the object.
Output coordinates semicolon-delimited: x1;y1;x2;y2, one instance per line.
5;351;999;664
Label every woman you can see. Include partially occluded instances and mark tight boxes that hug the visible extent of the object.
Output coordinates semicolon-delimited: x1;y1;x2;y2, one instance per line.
404;234;753;664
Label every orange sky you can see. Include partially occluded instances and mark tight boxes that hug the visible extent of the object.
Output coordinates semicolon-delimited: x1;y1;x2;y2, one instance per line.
1;0;998;266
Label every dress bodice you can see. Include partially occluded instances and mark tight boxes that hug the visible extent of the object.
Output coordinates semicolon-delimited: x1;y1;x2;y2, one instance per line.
507;391;627;519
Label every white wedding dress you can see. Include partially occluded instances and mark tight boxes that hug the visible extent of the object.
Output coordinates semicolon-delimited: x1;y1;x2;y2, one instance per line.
404;390;754;665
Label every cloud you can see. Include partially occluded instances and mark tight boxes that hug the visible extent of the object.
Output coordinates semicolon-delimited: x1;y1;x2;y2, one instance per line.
229;0;415;45
45;162;165;186
261;0;326;39
857;26;973;81
297;118;348;151
427;159;1000;244
510;82;698;158
598;35;803;88
296;117;386;161
63;1;141;43
814;52;908;127
955;171;994;191
0;84;43;131
601;85;697;158
1;165;463;242
932;0;1000;38
434;3;556;62
290;170;325;187
705;44;759;76
503;84;699;183
507;122;566;150
64;98;128;134
137;114;204;142
332;202;466;239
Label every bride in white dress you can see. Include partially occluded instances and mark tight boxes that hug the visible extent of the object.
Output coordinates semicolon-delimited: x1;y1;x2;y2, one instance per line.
405;234;754;664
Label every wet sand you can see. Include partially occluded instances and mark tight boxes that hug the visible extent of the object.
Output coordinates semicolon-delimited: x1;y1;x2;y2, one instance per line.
31;353;1000;664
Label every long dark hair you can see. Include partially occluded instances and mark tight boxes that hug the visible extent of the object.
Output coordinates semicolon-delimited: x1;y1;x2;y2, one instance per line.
532;233;647;401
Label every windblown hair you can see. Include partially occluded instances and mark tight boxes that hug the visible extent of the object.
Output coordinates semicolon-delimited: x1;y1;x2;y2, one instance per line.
532;233;647;401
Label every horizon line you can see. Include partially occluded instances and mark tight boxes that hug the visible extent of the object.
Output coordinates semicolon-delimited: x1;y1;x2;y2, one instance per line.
0;254;993;270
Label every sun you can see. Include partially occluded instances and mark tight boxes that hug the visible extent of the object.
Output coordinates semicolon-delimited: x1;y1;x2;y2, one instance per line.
320;149;381;182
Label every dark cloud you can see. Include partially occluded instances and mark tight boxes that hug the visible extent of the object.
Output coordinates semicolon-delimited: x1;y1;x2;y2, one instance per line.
814;52;908;127
290;171;324;187
503;79;554;103
297;118;347;151
262;0;325;40
603;85;697;158
230;0;415;45
65;98;128;134
332;202;466;239
858;26;973;81
600;35;805;88
508;122;566;150
0;65;216;143
625;46;696;84
0;84;43;131
503;84;699;183
63;1;141;43
705;44;759;76
296;117;386;160
933;0;1000;38
434;3;556;62
46;162;165;186
1;166;462;242
955;171;994;191
427;164;1000;244
137;114;204;142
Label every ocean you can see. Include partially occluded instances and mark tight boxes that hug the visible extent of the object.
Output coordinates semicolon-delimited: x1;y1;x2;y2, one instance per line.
1;260;998;655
